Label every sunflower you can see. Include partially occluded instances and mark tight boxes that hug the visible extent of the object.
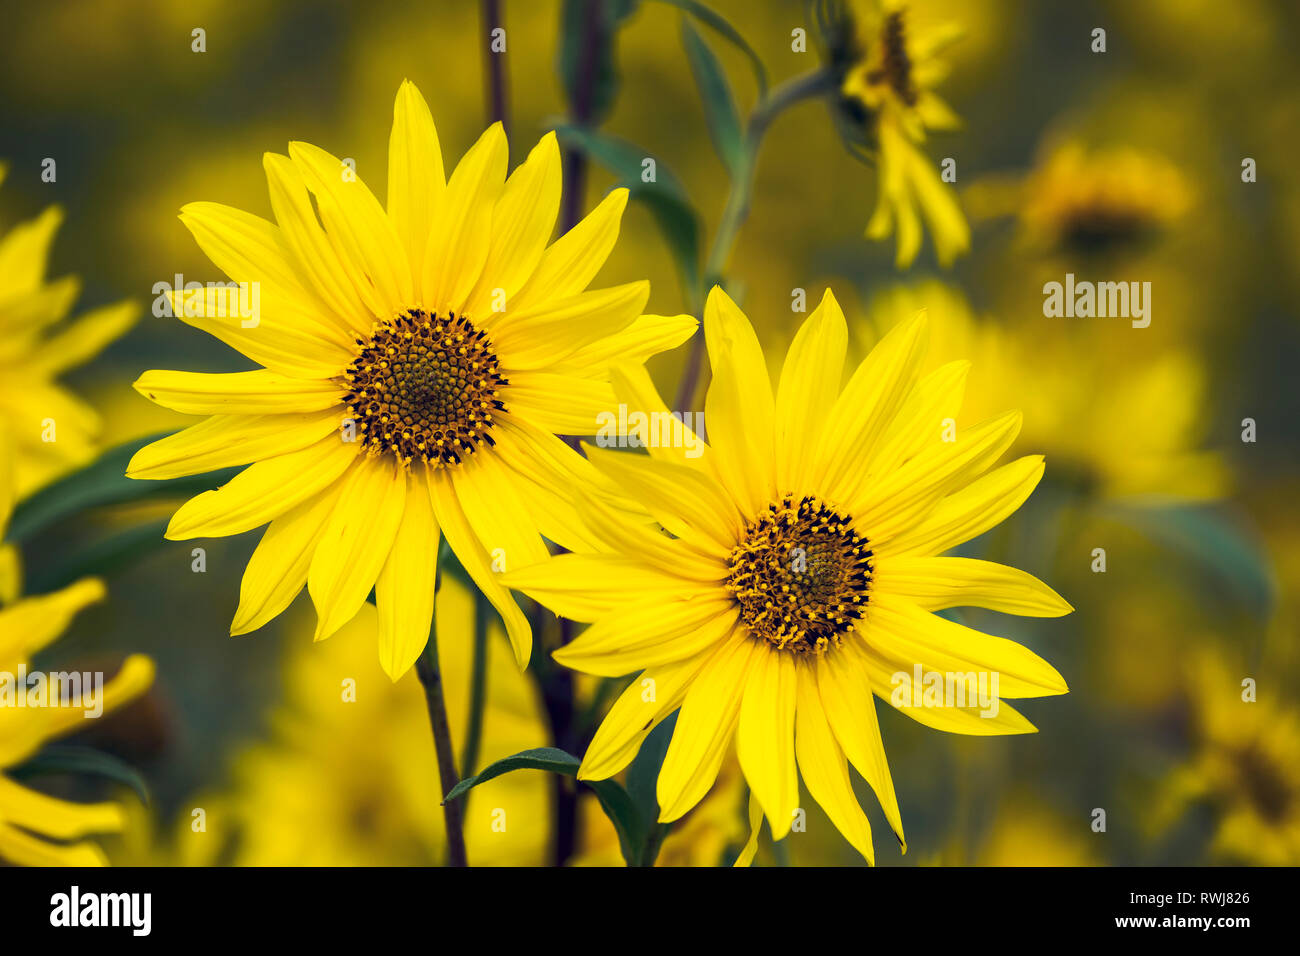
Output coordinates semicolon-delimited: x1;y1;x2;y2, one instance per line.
0;165;138;498
0;476;155;866
865;281;1226;501
128;81;695;679
964;139;1194;256
503;286;1069;862
816;0;969;267
1153;652;1300;865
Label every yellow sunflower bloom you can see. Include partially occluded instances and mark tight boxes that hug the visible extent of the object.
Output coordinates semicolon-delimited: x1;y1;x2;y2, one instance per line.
828;0;970;267
0;479;155;866
865;281;1226;501
128;80;695;679
504;286;1070;863
0;165;138;498
1153;652;1300;865
965;139;1194;256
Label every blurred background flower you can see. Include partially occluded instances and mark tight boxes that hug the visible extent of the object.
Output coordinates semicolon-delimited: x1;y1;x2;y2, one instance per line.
1;0;1295;866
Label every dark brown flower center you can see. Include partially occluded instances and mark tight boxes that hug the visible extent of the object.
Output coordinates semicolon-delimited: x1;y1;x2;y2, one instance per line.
342;310;506;467
725;495;873;654
868;11;918;105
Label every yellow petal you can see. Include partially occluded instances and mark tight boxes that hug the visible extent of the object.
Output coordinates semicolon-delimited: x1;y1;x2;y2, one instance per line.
491;281;649;369
514;188;628;306
428;467;532;666
732;790;765;867
877;455;1045;557
657;629;758;822
857;641;1040;735
133;368;342;416
875;556;1072;617
263;151;370;333
166;433;355;540
557;313;698;375
582;443;740;551
868;594;1069;698
702;286;776;516
737;646;799;839
31;300;137;377
554;598;736;677
230;481;344;635
775;289;846;491
451;452;549;575
852;409;1022;543
795;660;876;863
579;652;712;781
0;577;104;669
465;131;562;315
178;201;353;346
814;310;928;501
0;775;123;839
387;80;446;287
867;359;969;478
501;552;691;623
308;456;406;641
422;122;508;314
375;468;440;680
161;286;351;379
289;140;413;317
127;410;341;480
816;640;906;849
0;822;109;867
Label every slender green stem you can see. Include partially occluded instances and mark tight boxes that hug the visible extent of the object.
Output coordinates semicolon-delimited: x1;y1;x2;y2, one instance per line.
481;0;510;135
461;587;491;779
417;613;468;867
674;67;835;411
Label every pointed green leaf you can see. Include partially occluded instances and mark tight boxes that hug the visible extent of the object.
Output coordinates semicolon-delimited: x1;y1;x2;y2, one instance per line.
680;17;747;179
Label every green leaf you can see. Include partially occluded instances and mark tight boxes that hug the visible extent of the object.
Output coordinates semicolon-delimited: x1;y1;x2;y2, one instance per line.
26;518;170;594
654;0;768;97
557;0;640;125
11;744;151;805
553;124;701;296
7;433;237;545
1118;504;1276;616
625;711;677;866
443;746;646;865
680;16;747;179
443;747;580;801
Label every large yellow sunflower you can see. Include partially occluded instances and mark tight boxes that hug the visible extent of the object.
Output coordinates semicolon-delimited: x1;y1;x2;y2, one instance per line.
504;286;1070;862
0;165;138;498
128;81;695;679
0;475;155;866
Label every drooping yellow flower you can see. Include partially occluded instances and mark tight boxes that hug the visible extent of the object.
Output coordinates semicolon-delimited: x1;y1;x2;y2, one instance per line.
0;165;138;498
865;281;1226;501
1153;651;1300;865
0;478;155;866
505;286;1070;863
822;0;970;267
965;139;1194;256
128;81;695;679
